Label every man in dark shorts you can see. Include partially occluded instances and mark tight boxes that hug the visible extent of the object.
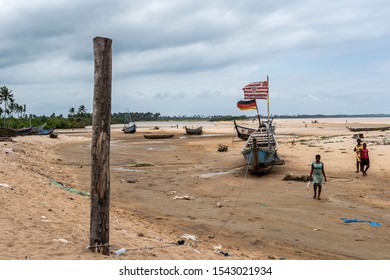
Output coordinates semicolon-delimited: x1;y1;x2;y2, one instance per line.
360;143;370;176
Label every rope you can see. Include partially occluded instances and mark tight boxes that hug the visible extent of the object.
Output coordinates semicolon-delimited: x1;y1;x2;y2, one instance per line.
209;156;252;239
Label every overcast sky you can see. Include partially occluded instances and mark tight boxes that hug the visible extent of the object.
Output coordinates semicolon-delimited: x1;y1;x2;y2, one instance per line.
1;0;389;117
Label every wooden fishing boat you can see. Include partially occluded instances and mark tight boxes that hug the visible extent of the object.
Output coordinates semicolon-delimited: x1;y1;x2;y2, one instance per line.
36;128;55;135
123;123;136;134
346;126;390;132
233;120;256;140
239;76;284;174
241;121;284;174
143;134;174;139
122;110;137;134
14;127;33;136
184;126;202;135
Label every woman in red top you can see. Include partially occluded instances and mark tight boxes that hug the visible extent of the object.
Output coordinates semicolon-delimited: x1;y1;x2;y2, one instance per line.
360;143;370;176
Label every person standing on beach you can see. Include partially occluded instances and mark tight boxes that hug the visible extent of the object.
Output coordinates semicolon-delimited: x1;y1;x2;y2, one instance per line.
353;138;363;173
360;143;370;176
310;154;327;200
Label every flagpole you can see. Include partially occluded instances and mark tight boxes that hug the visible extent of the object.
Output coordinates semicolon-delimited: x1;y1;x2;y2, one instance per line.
255;100;261;128
267;75;270;122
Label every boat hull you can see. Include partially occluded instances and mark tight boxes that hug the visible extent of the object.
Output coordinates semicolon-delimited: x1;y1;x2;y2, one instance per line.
123;124;136;134
234;120;256;140
184;126;202;135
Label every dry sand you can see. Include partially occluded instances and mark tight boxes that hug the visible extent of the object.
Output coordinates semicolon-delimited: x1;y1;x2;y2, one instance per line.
1;118;389;260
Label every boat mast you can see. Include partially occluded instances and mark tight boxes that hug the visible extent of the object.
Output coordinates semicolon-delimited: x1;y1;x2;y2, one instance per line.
255;100;261;128
267;75;270;123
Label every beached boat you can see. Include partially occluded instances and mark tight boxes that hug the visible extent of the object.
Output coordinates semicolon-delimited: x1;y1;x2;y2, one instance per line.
241;121;284;174
36;128;55;135
143;134;174;139
184;126;202;135
28;123;46;135
14;127;33;136
122;110;137;134
123;123;137;134
239;76;284;174
346;126;390;132
233;120;257;140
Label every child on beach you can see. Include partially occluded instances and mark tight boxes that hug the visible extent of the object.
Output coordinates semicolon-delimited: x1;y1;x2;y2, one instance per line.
360;143;370;176
353;138;363;173
309;154;327;200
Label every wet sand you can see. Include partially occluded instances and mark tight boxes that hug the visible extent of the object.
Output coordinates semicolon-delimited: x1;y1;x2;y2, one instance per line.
1;118;389;259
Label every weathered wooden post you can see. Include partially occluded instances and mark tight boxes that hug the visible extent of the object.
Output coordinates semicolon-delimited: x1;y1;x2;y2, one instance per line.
90;36;112;255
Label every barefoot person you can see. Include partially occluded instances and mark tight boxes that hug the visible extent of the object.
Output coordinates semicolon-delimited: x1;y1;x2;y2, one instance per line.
353;138;363;173
310;154;327;200
360;143;370;176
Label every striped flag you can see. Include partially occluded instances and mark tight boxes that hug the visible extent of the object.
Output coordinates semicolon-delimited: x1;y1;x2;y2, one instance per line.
243;81;268;100
237;99;257;110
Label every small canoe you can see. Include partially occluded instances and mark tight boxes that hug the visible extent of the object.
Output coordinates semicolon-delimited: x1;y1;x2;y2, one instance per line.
346;126;390;132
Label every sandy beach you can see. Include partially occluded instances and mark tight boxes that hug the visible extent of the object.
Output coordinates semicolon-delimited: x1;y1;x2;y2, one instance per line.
1;118;389;260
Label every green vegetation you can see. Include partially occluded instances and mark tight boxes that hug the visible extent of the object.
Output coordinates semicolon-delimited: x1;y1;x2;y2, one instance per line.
1;85;389;129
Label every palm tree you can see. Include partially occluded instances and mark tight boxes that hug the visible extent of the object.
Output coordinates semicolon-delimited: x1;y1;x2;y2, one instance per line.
77;105;87;117
68;107;75;118
0;86;15;126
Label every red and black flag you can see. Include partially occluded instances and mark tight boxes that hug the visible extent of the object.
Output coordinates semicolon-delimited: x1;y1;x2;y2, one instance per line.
237;99;257;110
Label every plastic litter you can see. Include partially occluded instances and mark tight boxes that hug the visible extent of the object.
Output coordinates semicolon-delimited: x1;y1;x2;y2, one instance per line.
113;248;126;256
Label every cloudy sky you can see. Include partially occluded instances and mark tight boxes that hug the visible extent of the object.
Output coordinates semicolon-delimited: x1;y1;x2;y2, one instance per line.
1;0;389;117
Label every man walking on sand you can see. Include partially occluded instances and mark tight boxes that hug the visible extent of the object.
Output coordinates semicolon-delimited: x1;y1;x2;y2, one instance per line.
353;138;363;173
360;142;370;176
310;154;327;200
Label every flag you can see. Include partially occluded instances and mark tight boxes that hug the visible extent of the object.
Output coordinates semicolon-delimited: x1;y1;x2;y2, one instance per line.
243;81;268;100
237;99;257;110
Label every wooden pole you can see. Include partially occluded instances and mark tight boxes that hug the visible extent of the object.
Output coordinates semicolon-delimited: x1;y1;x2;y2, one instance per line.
90;36;112;255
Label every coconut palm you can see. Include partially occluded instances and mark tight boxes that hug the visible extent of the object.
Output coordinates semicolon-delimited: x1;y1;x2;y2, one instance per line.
0;86;15;126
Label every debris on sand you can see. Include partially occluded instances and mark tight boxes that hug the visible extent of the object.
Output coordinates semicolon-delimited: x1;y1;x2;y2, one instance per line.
283;174;310;182
217;143;228;152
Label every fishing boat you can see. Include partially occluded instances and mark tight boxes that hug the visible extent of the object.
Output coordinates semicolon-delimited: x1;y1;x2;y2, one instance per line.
184;126;202;135
36;128;55;135
28;123;46;135
239;77;284;174
122;110;137;134
143;134;174;139
14;127;33;136
346;126;390;132
241;120;284;174
123;123;137;134
233;120;256;140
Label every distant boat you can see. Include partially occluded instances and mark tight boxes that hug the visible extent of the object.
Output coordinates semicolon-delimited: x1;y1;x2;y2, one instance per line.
143;134;174;139
122;110;136;134
29;123;46;135
14;127;33;136
123;123;136;134
36;128;55;135
184;126;202;135
233;120;256;140
346;126;390;132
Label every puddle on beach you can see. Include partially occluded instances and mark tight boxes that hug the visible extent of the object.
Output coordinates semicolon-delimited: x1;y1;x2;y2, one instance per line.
111;168;143;172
